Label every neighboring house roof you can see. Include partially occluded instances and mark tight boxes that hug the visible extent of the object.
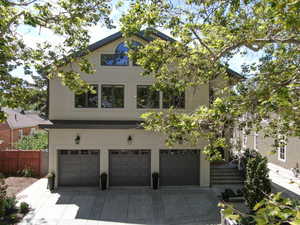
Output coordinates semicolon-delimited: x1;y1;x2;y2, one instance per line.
2;108;51;129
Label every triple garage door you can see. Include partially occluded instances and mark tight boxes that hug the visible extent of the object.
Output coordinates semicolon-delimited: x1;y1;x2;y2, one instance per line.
109;150;151;186
160;149;200;186
58;150;100;186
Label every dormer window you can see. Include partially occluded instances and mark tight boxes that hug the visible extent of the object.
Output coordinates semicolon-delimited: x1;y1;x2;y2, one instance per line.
101;41;142;66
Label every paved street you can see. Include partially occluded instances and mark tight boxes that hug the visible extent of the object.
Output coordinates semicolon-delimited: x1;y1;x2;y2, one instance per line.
17;179;221;225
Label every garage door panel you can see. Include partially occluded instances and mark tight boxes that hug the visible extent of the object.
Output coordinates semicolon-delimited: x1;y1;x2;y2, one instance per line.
109;150;151;186
59;150;100;186
160;149;200;186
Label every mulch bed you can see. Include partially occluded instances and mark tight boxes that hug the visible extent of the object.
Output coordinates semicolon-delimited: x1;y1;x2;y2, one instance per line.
5;177;38;197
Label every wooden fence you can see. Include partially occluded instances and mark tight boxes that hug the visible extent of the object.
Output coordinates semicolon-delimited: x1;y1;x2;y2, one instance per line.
0;150;44;177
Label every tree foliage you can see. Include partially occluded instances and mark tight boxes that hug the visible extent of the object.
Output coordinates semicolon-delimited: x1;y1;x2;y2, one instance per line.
221;192;300;225
0;0;113;121
15;131;48;150
120;0;300;159
244;150;271;210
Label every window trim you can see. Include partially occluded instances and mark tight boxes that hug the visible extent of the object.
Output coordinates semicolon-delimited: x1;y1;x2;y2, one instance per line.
242;132;247;149
136;85;160;109
253;132;258;151
278;140;287;162
74;84;99;109
101;84;125;109
19;129;23;138
30;128;36;136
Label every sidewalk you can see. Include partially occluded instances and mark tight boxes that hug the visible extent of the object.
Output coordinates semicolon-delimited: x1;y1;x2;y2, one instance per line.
268;163;300;198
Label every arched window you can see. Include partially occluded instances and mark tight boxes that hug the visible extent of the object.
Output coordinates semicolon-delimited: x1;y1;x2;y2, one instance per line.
101;41;142;66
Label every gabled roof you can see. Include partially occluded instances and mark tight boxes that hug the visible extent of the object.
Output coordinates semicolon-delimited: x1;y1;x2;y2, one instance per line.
87;28;175;53
2;108;51;129
86;29;242;80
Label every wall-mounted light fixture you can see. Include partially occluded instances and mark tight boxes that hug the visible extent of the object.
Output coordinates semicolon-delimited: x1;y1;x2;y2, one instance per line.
127;135;133;145
75;135;80;145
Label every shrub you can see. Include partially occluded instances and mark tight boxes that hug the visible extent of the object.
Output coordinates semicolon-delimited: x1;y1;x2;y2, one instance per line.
3;197;18;215
0;178;7;218
20;202;30;214
18;168;35;178
15;131;48;150
244;150;271;210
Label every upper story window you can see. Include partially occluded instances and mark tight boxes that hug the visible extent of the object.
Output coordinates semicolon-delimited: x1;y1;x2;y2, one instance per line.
101;41;142;66
137;85;159;109
163;89;185;109
101;85;124;108
75;84;98;108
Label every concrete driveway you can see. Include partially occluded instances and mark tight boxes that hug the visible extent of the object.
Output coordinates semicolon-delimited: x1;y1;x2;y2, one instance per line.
17;179;221;225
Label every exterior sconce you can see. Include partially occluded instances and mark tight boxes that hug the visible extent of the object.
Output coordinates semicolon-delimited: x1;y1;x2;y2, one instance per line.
75;135;80;145
127;135;133;145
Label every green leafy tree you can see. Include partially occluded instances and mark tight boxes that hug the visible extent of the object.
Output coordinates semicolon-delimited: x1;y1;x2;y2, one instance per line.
220;192;300;225
244;151;271;210
120;0;300;159
0;0;113;121
15;131;48;150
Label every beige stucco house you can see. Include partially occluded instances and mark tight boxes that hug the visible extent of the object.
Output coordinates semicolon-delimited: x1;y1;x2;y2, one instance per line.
42;30;240;188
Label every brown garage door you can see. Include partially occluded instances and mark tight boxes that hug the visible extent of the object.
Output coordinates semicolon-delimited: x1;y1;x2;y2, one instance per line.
160;149;200;186
109;150;151;186
58;150;100;186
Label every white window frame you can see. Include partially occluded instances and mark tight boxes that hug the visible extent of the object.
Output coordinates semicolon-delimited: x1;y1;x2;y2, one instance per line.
19;129;23;138
30;128;36;135
278;139;287;162
242;130;247;148
253;132;258;151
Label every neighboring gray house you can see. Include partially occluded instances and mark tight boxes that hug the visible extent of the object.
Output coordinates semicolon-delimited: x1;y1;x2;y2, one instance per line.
41;30;240;188
232;122;300;194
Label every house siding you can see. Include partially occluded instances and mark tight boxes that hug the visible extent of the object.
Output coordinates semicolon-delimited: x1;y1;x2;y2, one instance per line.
48;129;210;188
49;36;209;121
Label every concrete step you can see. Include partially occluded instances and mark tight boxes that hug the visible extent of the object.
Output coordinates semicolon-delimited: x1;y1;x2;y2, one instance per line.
211;167;239;171
210;171;240;176
211;180;244;185
211;176;243;181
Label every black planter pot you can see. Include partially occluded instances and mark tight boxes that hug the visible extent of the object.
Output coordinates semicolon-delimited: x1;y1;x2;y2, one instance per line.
152;172;159;190
47;173;55;191
100;173;107;190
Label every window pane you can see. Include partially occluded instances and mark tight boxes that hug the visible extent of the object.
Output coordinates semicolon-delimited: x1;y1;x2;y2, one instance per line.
137;86;159;108
87;85;98;107
163;89;185;108
75;93;86;108
101;85;124;108
75;84;98;108
101;54;129;66
113;86;124;108
101;86;113;108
